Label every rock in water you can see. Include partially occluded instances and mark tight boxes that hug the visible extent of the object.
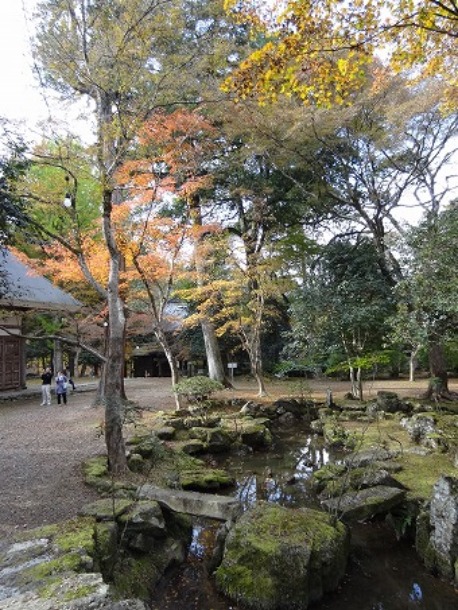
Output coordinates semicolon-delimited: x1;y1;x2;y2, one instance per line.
215;502;350;609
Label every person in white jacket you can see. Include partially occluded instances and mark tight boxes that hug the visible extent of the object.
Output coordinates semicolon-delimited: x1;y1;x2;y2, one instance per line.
55;371;68;405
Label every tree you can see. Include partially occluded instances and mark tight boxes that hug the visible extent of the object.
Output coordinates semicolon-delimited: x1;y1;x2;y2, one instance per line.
286;238;396;399
121;109;232;386
394;203;458;396
0;142;30;248
223;1;458;107
113;198;190;408
31;0;251;472
33;0;193;474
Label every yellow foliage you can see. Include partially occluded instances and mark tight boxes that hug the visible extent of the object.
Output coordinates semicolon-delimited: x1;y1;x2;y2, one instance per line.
224;0;458;108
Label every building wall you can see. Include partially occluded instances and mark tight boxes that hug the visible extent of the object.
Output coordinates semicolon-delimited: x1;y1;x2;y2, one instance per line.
133;353;172;378
0;317;24;390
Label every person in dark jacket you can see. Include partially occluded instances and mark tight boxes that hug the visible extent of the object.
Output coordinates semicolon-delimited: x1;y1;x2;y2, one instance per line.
40;367;52;406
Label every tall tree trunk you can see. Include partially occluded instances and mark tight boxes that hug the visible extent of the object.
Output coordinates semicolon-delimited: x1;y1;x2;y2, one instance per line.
154;327;183;410
101;182;128;475
251;353;267;397
247;331;267;397
356;367;363;401
53;338;63;374
189;194;231;387
424;341;449;398
349;365;363;399
201;318;230;386
409;346;420;383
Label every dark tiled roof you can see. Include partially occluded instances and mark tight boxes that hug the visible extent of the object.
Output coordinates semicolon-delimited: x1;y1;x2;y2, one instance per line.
0;248;81;312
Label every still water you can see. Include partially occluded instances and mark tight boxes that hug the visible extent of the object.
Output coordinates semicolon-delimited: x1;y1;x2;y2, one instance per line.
150;429;458;610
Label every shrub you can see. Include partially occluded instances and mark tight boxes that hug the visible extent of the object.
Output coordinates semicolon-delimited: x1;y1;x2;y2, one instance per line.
174;376;224;404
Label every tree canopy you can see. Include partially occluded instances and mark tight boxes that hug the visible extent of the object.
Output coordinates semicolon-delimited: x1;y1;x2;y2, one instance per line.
223;0;458;107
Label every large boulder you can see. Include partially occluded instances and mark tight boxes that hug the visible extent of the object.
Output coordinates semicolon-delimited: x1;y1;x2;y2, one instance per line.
375;391;411;414
239;420;273;449
321;485;406;522
0;521;148;610
316;466;405;500
214;503;349;610
416;476;458;583
400;414;437;445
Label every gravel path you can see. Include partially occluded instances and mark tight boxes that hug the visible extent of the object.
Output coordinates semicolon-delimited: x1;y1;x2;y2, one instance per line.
0;378;177;542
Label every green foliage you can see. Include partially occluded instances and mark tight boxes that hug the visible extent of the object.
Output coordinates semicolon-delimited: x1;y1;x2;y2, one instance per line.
174;375;224;403
0;141;30;247
395;204;458;346
326;350;394;375
285;238;396;373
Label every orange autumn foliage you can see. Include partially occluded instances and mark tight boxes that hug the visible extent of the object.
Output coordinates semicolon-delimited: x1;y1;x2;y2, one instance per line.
115;109;218;201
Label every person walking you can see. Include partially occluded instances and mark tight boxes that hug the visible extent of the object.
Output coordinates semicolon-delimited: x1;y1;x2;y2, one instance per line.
40;367;52;406
55;371;68;405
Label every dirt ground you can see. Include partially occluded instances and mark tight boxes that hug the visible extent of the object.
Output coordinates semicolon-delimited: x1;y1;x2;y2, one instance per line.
0;375;456;542
0;378;176;542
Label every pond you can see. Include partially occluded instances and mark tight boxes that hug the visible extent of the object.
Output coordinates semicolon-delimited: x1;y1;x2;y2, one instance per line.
149;427;458;610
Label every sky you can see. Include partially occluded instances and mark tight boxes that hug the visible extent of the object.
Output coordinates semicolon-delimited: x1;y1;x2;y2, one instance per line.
0;0;92;143
0;1;44;126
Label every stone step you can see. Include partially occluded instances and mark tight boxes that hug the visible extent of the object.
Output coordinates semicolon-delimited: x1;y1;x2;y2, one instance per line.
137;484;241;521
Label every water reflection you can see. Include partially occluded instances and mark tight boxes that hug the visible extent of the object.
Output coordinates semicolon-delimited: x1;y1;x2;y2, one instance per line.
410;582;423;602
223;430;333;511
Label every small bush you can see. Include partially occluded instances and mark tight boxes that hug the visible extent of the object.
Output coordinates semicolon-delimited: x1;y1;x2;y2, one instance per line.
174;376;224;404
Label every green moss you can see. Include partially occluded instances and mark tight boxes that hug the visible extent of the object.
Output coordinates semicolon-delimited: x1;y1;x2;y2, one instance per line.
21;552;84;584
180;468;234;491
82;456;108;479
216;563;275;604
112;554;160;600
224;504;345;559
93;521;118;580
38;579;98;602
37;577;64;599
79;498;133;520
338;416;457;501
395;452;456;500
310;464;346;492
14;518;96;555
61;584;99;602
216;504;348;609
54;518;96;555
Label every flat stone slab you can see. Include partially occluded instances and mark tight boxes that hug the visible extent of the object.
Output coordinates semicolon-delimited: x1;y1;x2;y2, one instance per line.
137;484;241;521
321;485;406;522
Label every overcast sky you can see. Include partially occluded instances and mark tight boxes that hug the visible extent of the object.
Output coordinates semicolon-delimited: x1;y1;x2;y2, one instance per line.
0;1;93;143
0;1;44;124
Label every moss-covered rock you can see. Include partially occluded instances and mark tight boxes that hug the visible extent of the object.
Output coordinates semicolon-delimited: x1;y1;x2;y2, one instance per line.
93;521;118;579
239;421;273;449
155;426;176;440
78;498;134;521
215;503;349;610
321;485;406;522
309;464;347;494
111;524;191;600
323;419;358;449
317;466;405;500
127;452;146;473
82;455;109;484
376;391;411;413
179;468;235;491
416;476;458;583
178;439;207;455
118;501;166;537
